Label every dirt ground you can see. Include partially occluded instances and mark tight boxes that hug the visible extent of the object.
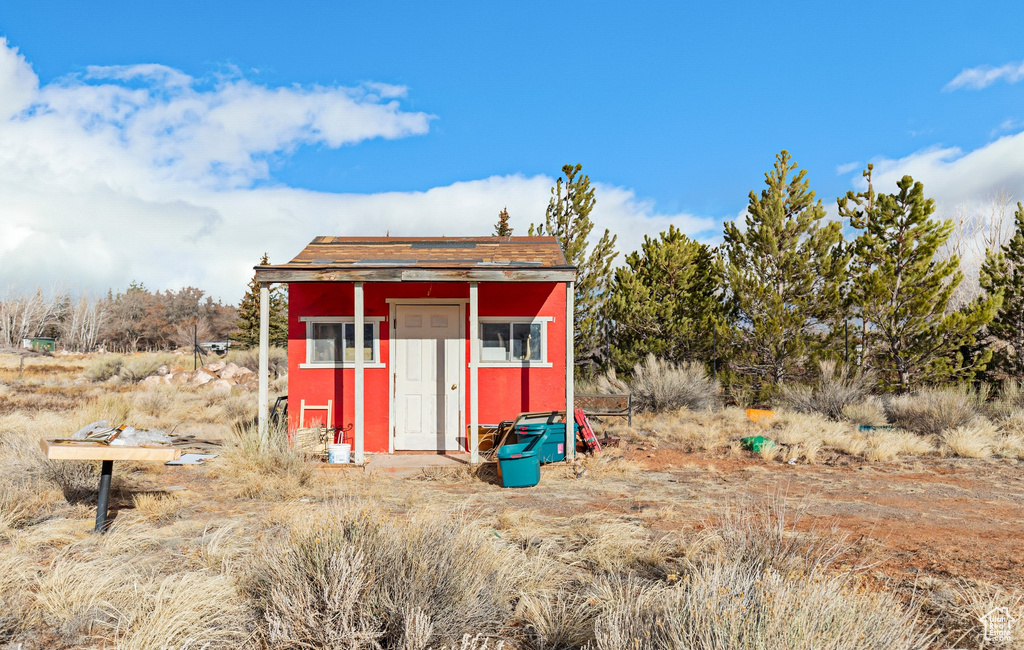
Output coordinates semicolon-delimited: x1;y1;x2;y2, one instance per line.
144;441;1024;594
621;449;1024;589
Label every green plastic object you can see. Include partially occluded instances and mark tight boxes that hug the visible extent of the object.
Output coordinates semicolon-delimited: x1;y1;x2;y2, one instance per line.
515;423;577;463
741;436;775;453
496;439;541;488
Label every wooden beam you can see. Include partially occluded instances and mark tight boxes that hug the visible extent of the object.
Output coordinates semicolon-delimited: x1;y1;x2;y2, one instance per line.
258;282;270;444
469;282;479;464
354;281;365;465
565;281;575;461
41;439;181;462
254;268;576;284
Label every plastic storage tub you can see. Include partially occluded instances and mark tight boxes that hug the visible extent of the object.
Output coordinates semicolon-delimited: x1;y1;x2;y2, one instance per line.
515;423;578;463
496;439;541;488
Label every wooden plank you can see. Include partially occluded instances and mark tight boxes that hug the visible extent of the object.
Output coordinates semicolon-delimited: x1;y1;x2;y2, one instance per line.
254;268;576;283
40;439;181;462
575;393;631;410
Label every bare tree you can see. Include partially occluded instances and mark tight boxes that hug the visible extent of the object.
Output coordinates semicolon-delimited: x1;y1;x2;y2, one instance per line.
942;190;1016;311
59;294;107;352
0;288;63;347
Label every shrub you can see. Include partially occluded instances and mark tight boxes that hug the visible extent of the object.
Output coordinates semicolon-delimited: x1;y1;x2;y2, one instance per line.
624;354;719;413
83;355;123;381
984;378;1024;421
778;360;872;420
118;353;175;383
218;421;313;499
244;505;526;648
884;387;984;435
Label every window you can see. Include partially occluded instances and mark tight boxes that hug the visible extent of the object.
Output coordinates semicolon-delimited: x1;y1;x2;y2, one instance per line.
301;317;384;367
479;318;550;365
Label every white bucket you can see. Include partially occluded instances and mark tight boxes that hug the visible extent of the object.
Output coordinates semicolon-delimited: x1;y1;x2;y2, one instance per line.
327;443;351;464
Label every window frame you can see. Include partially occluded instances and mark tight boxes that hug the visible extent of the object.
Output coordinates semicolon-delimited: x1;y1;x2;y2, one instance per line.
299;316;386;368
477;316;552;367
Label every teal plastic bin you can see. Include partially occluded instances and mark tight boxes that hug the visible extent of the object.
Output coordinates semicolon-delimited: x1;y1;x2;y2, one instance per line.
496;439;541;488
515;423;577;463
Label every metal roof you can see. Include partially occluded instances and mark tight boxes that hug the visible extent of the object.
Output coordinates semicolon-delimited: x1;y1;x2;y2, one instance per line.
254;236;577;283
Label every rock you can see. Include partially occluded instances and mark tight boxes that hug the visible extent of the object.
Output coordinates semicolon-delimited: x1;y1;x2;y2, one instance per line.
190;369;216;386
219;362;242;379
168;372;190;386
156;365;170;376
140;375;167;388
205;360;227;373
233;366;254;378
209;379;233;394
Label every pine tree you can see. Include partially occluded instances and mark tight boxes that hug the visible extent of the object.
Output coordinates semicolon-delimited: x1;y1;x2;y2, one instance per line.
529;163;618;371
720;151;847;390
494;207;513;236
978;203;1024;377
608;226;723;371
233;253;288;349
840;167;999;391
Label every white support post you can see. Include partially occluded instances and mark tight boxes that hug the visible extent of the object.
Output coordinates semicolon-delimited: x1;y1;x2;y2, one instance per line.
469;282;480;464
565;281;575;461
258;282;270;445
354;282;365;465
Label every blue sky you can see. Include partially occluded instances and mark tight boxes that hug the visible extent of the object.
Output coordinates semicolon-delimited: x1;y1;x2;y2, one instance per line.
2;2;1024;299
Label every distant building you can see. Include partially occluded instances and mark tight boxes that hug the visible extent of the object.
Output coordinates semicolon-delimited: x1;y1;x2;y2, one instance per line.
21;337;56;352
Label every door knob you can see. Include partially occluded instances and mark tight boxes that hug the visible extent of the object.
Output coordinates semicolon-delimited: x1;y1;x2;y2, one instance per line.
451;384;458;390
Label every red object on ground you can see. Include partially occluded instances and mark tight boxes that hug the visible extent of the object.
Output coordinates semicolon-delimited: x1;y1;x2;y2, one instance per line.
574;408;601;454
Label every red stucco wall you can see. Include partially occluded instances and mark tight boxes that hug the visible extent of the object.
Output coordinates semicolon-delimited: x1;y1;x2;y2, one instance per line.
287;281;567;453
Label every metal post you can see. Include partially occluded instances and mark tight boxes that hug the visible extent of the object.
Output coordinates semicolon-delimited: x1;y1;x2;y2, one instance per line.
354;282;365;465
469;282;480;464
94;460;113;533
257;283;270;444
565;281;575;461
844;319;850;366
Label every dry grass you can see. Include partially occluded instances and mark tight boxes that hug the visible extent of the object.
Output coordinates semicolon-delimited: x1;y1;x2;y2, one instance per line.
3;352;1021;648
884;386;984;435
941;422;996;459
225;346;287;378
244;504;527;648
131;491;187;524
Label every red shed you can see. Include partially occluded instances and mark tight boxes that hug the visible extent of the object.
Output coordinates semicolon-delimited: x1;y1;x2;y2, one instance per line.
253;236;578;464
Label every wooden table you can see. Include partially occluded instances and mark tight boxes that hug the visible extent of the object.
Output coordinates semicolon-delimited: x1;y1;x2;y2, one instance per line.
40;439;182;532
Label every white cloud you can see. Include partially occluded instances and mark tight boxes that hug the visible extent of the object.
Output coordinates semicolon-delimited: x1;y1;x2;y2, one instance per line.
867;132;1024;213
0;37;38;119
85;63;194;88
0;40;719;301
944;60;1024;91
835;161;862;176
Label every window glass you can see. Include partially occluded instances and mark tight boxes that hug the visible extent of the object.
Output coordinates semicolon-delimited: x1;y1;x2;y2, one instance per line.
311;323;344;362
481;323;509;362
512;323;542;361
343;323;376;362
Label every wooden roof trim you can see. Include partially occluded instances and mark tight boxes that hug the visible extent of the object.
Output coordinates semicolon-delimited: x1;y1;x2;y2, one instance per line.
253;267;577;283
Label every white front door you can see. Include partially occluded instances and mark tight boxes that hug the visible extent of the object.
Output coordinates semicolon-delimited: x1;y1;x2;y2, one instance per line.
394;304;461;450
